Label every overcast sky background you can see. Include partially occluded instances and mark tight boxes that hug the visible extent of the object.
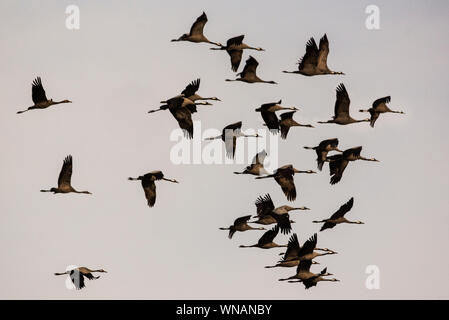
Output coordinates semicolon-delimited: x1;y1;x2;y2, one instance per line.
1;0;448;299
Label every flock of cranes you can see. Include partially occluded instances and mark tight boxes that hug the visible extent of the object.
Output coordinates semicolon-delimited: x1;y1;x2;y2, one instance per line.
16;11;404;291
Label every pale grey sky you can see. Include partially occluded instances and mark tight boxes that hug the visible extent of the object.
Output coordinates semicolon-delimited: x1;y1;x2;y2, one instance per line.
0;0;448;299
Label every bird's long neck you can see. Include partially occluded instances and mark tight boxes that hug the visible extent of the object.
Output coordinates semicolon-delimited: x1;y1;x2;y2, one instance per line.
390;110;405;114
197;97;219;101
241;133;260;138
148;107;164;114
318;251;334;257
359;156;378;162
162;178;178;183
52;100;70;105
346;220;363;224
303;146;317;150
329;71;345;75
54;271;69;276
354;118;370;123
255;174;274;179
128;177;140;181
219;227;230;230
279;275;296;281
206;40;221;47
75;190;91;194
204;135;222;140
239;244;257;248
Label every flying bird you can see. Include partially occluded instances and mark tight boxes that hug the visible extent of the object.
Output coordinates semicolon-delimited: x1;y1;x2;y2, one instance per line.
265;233;331;269
160;79;221;103
318;84;370;125
219;215;265;239
326;146;379;185
279;111;314;139
40;155;91;195
283;34;344;76
313;197;364;231
252;193;309;234
239;225;286;249
255;165;316;201
148;97;203;139
304;138;342;171
54;267;107;290
128;171;178;207
226;56;277;84
359;96;405;127
233;150;269;176
171;12;221;47
284;261;340;289
255;100;298;134
210;35;264;72
17;77;71;114
204;121;260;159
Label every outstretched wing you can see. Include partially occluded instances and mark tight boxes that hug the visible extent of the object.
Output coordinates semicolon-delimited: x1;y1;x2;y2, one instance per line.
226;35;244;47
255;193;275;217
190;12;208;36
240;56;258;78
227;49;243;72
298;38;319;70
181;79;200;98
329;159;348;185
258;225;279;246
32;77;48;104
70;269;85;290
234;215;252;227
279;111;296;139
271;213;292;235
369;110;380;127
57;155;73;188
334;83;350;118
297;259;313;273
261;110;280;132
168;98;194;139
372;96;391;109
275;175;296;201
298;233;317;257
329;197;354;220
141;177;157;207
174;108;194;139
224;135;237;159
317;34;330;70
252;150;266;165
282;233;300;262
